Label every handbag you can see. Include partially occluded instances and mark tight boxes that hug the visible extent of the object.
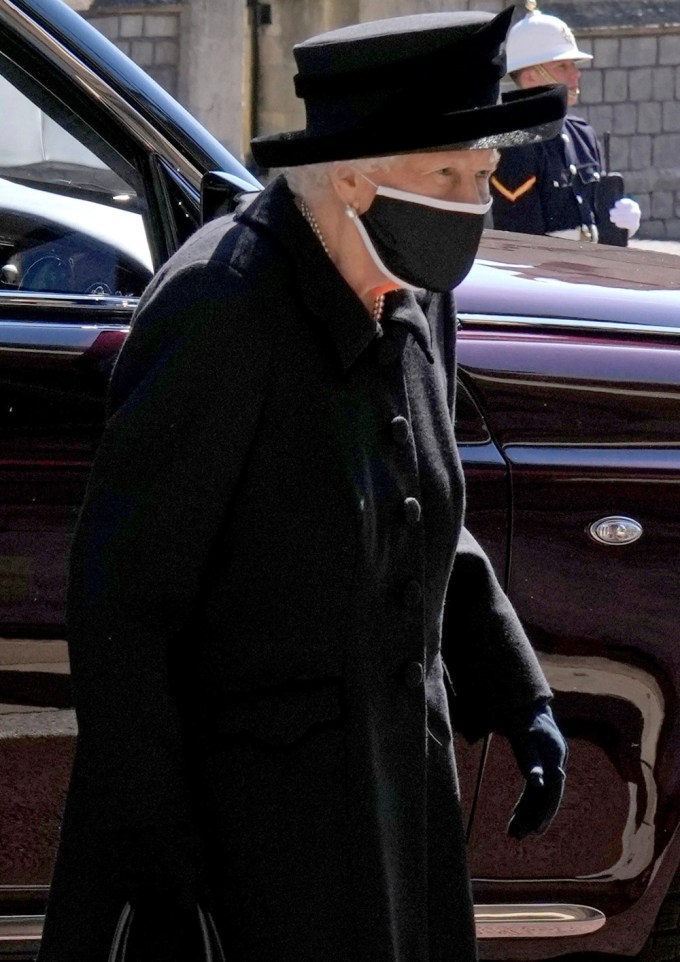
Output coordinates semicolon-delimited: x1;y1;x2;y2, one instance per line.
108;902;226;962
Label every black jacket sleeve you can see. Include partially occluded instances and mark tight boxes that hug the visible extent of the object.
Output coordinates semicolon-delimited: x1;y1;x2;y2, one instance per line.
443;527;552;742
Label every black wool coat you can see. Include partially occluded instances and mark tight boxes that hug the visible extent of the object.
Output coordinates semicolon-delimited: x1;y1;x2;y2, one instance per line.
38;177;551;962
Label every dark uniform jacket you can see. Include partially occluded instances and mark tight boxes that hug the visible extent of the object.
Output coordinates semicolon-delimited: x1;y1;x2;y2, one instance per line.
491;114;605;239
38;176;551;962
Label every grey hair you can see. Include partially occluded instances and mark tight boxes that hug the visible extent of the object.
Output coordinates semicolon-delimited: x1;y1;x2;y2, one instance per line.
282;155;400;202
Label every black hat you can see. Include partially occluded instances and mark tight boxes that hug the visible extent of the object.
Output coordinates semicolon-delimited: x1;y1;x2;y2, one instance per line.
250;7;567;168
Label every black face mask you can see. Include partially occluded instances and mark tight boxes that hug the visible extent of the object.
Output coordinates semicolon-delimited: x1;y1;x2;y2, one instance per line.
350;179;492;293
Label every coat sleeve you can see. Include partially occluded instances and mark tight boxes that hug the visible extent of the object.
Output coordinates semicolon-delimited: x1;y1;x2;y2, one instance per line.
66;255;274;835
490;144;547;235
442;526;552;743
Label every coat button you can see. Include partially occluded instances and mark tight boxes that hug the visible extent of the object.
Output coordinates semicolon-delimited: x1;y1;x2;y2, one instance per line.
403;497;422;525
391;416;410;445
402;579;422;608
403;660;424;688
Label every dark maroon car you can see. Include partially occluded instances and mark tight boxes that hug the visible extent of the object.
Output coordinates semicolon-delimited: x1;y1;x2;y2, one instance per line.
1;0;680;958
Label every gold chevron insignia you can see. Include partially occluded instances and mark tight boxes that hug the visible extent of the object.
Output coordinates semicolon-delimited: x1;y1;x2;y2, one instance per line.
491;175;537;202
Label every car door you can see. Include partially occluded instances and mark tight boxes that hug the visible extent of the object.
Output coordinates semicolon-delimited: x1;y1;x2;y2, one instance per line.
455;379;511;828
0;7;254;942
456;241;680;957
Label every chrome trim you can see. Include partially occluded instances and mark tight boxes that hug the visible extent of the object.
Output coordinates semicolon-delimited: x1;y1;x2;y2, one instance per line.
458;312;680;339
0;320;127;353
0;290;137;314
589;516;644;546
0;904;605;947
0;914;43;942
2;0;202;191
458;441;506;466
475;903;606;939
108;903;131;962
505;445;680;471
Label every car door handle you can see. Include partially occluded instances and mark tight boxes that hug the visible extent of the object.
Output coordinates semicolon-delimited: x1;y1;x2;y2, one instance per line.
588;516;643;545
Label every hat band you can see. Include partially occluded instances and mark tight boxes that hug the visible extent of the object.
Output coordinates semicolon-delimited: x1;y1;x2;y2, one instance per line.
302;75;501;138
294;47;503;102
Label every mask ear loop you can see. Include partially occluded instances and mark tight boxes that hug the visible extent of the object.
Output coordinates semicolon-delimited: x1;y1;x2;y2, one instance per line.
345;203;419;292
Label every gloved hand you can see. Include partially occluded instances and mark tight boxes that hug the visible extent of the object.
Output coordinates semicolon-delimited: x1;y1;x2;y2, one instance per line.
506;703;567;840
609;197;641;236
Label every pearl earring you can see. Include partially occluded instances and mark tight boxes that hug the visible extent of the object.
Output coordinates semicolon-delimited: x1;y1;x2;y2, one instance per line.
345;204;358;219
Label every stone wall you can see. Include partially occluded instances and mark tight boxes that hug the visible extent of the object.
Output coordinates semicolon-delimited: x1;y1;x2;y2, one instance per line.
574;24;680;239
78;0;247;159
84;4;182;97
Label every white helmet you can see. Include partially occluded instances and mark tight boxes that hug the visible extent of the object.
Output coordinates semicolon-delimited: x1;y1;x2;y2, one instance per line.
505;1;593;74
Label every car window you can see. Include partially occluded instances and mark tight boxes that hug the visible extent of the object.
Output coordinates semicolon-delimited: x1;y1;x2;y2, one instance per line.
0;71;153;299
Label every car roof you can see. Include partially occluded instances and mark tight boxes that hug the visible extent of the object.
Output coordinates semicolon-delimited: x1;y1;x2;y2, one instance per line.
459;231;680;330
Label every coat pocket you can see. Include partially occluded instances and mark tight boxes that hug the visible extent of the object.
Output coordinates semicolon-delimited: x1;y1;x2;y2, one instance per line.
211;678;343;746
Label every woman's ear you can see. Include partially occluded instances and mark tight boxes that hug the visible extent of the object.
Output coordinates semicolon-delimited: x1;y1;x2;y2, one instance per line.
329;163;374;214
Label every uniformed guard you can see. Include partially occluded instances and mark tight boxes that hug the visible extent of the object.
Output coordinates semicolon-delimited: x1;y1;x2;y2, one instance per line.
491;1;641;244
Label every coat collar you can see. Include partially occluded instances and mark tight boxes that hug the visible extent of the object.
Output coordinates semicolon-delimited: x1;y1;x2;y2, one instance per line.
236;176;434;370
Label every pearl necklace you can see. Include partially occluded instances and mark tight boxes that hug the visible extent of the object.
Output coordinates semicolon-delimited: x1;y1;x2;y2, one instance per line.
301;199;385;324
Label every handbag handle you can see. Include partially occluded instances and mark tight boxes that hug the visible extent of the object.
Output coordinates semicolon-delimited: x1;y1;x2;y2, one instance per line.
108;902;226;962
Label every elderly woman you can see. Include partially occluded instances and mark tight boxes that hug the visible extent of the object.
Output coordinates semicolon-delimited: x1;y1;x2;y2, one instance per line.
38;9;568;962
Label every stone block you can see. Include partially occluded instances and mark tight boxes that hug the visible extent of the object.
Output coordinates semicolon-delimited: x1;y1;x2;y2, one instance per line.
154;39;178;67
90;15;119;41
604;69;627;103
636;193;651;220
148;66;177;96
585;104;613;135
120;14;143;39
593;37;619;68
653;134;680;167
260;33;285;67
580;70;603;104
117;39;131;56
663;101;680;132
609;135;629;170
613;102;636;135
620;35;657;67
663;218;680;239
652;190;674;219
131;38;154;67
144;14;178;38
640;219;666;238
660;33;680;66
654;66;673;101
629;68;652;102
638;101;661;134
630;135;652;170
674;192;680;218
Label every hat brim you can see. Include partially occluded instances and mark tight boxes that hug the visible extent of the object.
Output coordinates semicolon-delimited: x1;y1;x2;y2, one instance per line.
251;83;567;168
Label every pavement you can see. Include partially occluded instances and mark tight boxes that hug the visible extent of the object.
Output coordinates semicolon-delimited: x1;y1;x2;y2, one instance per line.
630;238;680;255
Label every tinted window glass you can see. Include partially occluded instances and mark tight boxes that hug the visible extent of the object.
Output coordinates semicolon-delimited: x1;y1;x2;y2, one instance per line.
0;72;152;298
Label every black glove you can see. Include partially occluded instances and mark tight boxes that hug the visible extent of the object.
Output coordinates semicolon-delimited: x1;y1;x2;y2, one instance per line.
506;703;567;840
